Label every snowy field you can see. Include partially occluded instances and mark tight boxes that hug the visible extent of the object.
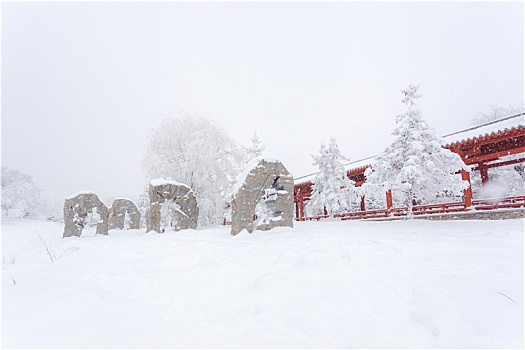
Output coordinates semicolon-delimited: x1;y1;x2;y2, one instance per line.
2;218;523;348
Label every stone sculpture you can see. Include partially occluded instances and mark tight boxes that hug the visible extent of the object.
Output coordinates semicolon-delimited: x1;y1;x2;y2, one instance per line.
146;179;199;233
231;157;294;235
63;191;109;238
108;198;141;230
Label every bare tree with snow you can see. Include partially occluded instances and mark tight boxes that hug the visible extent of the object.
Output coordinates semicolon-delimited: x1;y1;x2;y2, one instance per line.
469;104;524;126
307;137;356;216
142;114;246;225
362;85;469;218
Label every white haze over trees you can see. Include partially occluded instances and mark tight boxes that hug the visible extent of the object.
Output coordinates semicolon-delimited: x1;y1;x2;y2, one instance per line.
469;104;524;126
1;166;46;221
141;115;246;225
136;184;150;229
470;164;525;200
243;130;266;161
363;85;469;218
307;137;357;216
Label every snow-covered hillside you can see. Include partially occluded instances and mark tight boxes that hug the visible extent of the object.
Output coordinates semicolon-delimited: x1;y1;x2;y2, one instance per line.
2;219;523;348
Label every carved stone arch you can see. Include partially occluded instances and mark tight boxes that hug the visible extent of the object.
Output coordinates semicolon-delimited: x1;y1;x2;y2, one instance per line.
63;192;109;238
231;158;294;235
108;198;141;230
146;179;199;233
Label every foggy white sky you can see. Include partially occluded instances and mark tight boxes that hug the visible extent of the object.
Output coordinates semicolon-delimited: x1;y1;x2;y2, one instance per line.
2;1;524;207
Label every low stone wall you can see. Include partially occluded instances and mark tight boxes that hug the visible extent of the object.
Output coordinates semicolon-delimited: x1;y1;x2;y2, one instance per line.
353;208;525;222
420;209;525;221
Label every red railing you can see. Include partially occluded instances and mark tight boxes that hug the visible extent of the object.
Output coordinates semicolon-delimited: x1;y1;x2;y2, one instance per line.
472;195;525;210
296;214;329;221
296;195;525;221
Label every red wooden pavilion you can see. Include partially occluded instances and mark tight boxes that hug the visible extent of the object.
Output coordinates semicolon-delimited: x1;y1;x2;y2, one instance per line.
294;113;525;220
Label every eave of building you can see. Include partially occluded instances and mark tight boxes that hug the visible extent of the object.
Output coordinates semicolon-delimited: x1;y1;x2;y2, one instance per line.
294;113;525;190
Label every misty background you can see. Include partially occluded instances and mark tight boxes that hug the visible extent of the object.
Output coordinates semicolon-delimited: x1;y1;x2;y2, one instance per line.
2;1;523;209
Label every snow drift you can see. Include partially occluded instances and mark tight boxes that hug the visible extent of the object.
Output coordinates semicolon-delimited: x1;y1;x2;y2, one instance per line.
2;218;523;348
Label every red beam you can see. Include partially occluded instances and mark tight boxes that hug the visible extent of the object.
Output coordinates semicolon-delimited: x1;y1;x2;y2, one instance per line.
463;146;525;164
471;157;525;171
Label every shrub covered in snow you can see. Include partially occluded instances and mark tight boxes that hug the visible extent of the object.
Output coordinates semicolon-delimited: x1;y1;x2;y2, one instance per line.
470;159;525;199
1;166;45;221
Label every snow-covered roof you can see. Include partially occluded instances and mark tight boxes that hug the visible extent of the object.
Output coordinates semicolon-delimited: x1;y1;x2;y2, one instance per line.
295;113;524;185
442;113;524;145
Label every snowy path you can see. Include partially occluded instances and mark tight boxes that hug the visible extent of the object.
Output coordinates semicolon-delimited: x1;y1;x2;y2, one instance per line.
2;219;523;348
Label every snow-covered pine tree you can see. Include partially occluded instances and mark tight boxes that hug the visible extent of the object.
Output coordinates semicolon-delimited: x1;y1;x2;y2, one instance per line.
244;130;266;160
307;137;356;216
362;85;469;218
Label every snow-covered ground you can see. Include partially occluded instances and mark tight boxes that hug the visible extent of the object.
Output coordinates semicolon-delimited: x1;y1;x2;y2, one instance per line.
2;218;523;348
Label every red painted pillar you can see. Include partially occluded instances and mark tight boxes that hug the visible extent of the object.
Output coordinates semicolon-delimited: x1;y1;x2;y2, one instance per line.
479;164;489;186
299;196;305;219
461;169;473;208
386;190;393;214
360;196;366;211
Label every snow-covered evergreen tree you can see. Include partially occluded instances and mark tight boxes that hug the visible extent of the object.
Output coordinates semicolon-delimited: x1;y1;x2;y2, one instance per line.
307;137;356;216
362;85;469;218
244;130;266;160
142;114;246;225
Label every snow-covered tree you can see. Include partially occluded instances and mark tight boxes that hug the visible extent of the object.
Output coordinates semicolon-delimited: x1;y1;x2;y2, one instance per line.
307;137;356;216
142;114;246;225
136;184;150;229
244;130;265;160
362;85;469;218
469;104;523;126
1;166;45;220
